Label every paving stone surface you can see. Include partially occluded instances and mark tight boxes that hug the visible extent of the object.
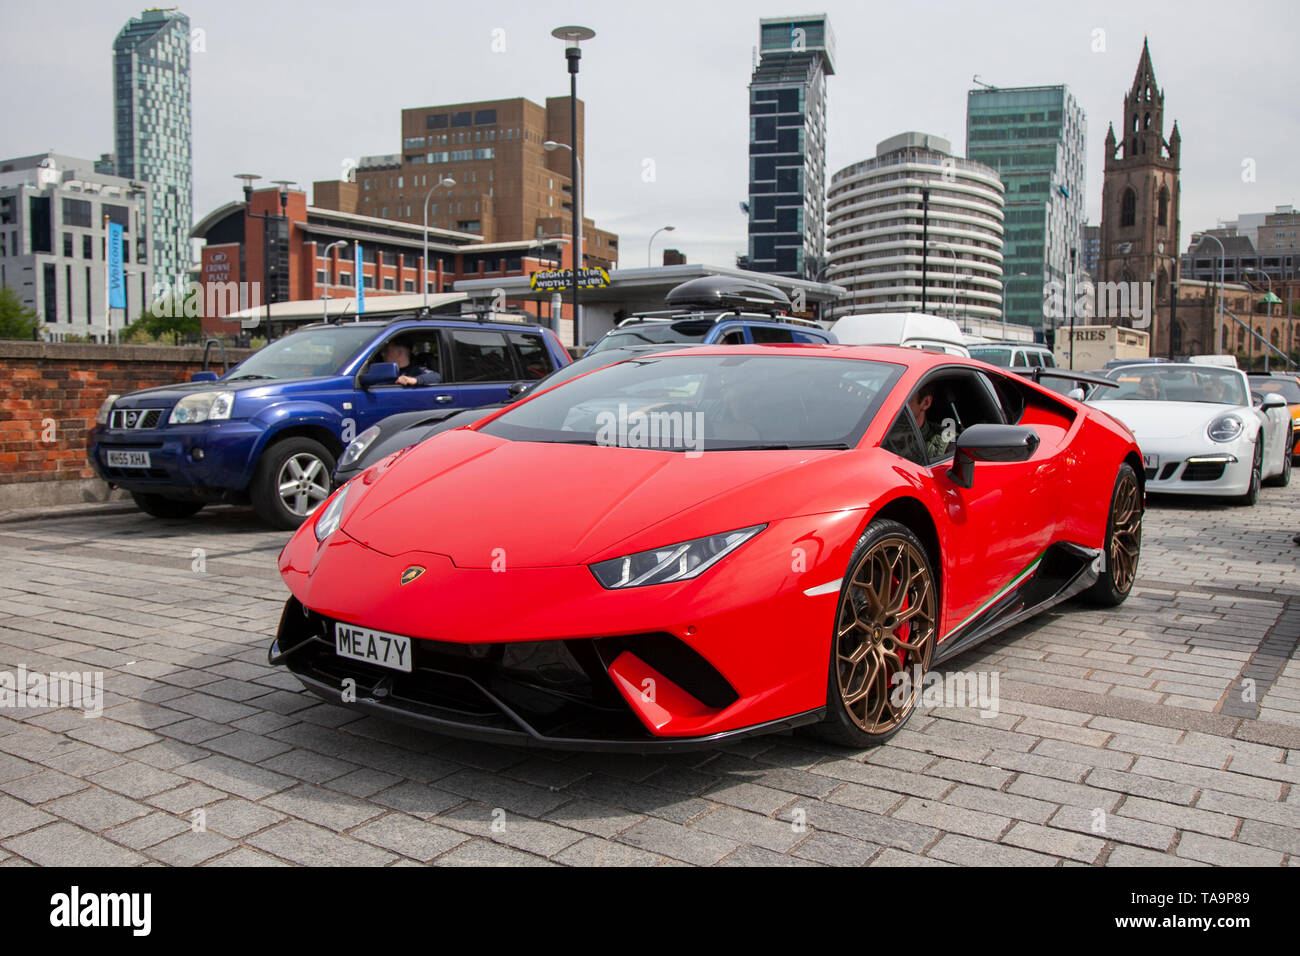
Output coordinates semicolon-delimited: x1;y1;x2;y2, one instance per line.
0;490;1296;865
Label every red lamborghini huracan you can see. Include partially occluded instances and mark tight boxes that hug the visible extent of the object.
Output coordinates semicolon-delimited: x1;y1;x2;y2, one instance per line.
270;346;1143;751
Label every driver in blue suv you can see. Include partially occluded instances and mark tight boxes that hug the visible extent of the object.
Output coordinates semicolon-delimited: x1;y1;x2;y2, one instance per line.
381;338;441;387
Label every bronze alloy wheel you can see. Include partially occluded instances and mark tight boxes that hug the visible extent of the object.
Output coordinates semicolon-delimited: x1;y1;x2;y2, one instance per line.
1108;469;1142;595
835;535;937;736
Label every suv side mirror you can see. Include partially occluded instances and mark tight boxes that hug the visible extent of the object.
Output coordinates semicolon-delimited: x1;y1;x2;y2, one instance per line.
948;424;1041;488
361;362;399;387
507;381;529;398
190;371;219;383
1261;392;1286;409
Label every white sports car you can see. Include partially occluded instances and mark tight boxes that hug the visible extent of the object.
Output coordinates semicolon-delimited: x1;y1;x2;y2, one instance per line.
1090;363;1292;504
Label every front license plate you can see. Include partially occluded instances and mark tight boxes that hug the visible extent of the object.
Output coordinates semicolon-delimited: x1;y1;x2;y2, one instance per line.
1142;453;1159;470
335;622;413;673
107;450;151;468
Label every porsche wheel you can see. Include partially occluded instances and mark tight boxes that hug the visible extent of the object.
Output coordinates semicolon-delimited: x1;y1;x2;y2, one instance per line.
1235;442;1262;506
811;519;938;748
1081;463;1141;607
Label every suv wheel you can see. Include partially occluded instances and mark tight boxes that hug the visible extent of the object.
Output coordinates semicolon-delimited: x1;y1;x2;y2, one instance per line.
251;437;335;530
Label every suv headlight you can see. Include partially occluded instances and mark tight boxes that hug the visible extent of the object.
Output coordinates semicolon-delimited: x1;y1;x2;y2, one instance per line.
1207;414;1243;443
168;391;235;425
313;485;350;542
589;525;766;589
96;394;120;426
338;425;381;471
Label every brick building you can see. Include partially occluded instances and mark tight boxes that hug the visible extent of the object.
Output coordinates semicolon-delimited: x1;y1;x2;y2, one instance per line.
313;96;618;271
190;186;575;336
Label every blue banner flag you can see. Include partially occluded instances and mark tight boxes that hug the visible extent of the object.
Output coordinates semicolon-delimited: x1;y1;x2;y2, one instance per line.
354;241;365;315
107;222;126;310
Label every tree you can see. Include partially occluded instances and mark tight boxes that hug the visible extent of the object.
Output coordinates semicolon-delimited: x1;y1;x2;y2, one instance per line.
0;285;40;340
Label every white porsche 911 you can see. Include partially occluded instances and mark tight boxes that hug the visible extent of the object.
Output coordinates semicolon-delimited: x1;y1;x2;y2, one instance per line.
1090;363;1292;505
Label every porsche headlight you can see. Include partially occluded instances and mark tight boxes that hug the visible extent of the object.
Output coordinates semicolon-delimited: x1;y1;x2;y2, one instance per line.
313;485;350;542
338;425;381;470
96;394;120;426
1207;414;1243;443
589;525;766;589
168;391;235;425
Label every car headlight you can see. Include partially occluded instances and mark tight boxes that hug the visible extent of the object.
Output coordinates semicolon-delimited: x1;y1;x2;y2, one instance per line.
313;485;350;542
96;394;120;426
338;425;381;470
168;391;235;425
589;525;766;589
1207;414;1243;443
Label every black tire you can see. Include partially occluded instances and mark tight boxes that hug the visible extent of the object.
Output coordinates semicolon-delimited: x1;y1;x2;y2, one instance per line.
1264;435;1292;487
1081;463;1142;607
1235;441;1262;505
809;519;938;748
251;437;336;530
131;492;205;519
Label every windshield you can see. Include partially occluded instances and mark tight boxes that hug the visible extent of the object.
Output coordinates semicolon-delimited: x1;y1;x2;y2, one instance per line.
1103;365;1249;405
227;326;378;381
479;354;904;451
588;321;715;353
970;347;1014;365
1250;377;1300;403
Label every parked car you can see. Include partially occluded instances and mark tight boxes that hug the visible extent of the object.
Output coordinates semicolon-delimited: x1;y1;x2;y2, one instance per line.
830;313;970;356
1089;362;1291;504
88;315;571;528
1248;373;1300;461
334;343;708;482
586;276;835;354
271;343;1143;751
968;342;1056;369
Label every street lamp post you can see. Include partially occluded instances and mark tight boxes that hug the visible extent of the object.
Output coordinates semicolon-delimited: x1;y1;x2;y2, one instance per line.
648;225;676;267
543;139;584;347
422;176;456;311
1243;266;1276;372
318;240;347;322
236;174;294;338
926;241;957;317
552;25;595;350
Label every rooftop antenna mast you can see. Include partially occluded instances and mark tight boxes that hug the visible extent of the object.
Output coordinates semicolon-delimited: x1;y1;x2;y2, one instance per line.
972;74;999;91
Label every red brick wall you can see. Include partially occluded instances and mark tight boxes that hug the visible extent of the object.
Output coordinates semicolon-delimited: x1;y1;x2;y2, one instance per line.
0;342;252;486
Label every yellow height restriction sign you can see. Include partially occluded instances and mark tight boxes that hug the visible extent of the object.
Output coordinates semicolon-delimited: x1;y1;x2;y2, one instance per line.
529;268;610;292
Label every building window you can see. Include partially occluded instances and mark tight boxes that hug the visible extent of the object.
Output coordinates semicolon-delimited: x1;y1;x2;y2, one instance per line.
1120;189;1137;228
383;278;395;290
83;235;93;259
1157;188;1169;227
61;197;92;228
316;270;327;284
63;233;74;257
403;279;414;292
339;272;352;286
86;266;92;322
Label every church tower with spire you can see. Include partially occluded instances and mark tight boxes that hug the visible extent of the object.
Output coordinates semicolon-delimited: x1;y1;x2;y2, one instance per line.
1097;39;1181;343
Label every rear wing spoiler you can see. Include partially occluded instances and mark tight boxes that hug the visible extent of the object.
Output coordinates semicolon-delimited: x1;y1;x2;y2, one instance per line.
1014;368;1118;390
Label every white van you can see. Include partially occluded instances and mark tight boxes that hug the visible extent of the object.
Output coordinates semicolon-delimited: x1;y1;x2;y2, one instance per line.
830;313;971;357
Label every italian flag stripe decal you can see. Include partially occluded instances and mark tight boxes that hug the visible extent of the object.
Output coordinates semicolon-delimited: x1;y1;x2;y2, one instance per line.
946;552;1043;638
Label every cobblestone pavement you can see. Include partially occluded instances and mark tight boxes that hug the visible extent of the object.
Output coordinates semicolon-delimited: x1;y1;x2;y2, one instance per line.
0;484;1296;867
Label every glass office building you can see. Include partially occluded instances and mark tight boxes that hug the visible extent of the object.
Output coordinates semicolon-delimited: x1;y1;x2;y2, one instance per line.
966;85;1085;331
113;8;192;287
746;15;835;280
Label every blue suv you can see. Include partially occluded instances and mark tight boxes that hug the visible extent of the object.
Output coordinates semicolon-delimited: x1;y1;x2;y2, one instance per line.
88;316;570;528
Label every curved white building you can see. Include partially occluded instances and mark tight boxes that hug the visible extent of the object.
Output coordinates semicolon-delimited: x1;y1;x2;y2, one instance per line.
826;133;1005;323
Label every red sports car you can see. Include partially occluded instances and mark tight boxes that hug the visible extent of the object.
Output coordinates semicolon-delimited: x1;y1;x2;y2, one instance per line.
270;346;1143;751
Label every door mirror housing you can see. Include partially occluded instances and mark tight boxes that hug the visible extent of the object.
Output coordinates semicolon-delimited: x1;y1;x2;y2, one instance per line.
948;424;1040;488
1261;392;1287;410
190;371;219;383
507;381;530;398
361;362;399;387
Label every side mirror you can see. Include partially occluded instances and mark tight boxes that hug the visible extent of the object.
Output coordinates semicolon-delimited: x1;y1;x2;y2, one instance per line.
1067;387;1085;401
190;371;219;383
507;381;529;398
948;424;1041;489
1261;392;1286;410
360;362;399;388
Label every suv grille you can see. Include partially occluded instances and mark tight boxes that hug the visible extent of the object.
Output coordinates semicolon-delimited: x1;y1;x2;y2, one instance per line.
110;408;163;430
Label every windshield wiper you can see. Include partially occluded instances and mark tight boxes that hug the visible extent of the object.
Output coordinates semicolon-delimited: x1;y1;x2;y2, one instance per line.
227;373;275;381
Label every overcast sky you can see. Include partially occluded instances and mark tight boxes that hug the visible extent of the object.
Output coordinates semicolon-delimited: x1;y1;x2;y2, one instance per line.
3;0;1296;268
